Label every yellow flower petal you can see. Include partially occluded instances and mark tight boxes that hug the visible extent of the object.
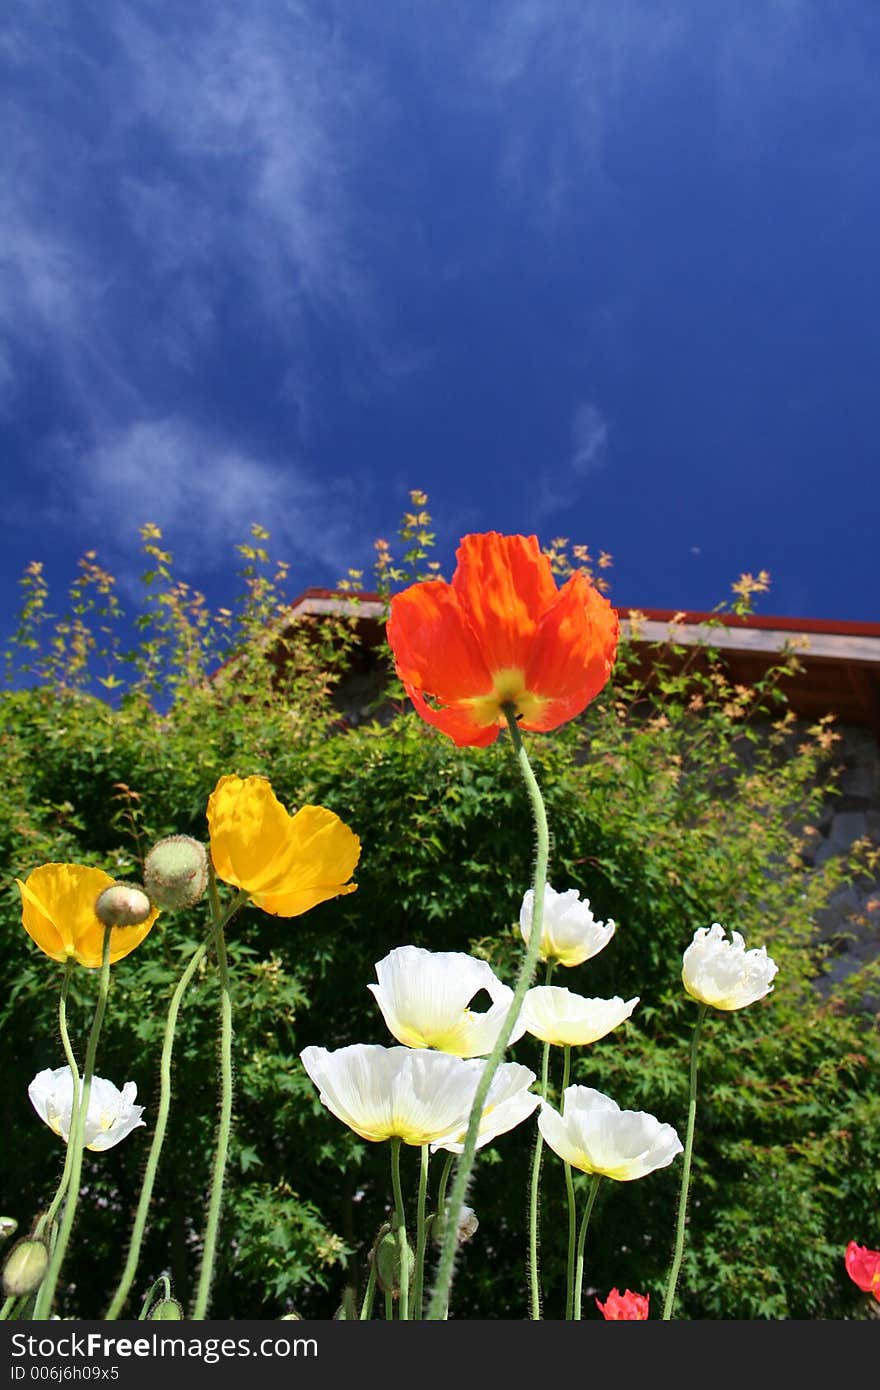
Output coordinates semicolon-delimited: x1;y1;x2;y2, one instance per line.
17;864;158;968
206;776;360;917
253;880;358;918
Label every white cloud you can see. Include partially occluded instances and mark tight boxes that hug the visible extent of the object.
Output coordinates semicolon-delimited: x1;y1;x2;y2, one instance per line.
569;401;609;476
0;1;412;432
534;398;609;518
45;418;361;587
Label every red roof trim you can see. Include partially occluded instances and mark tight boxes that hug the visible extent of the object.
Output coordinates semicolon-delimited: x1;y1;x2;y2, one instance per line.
287;589;880;639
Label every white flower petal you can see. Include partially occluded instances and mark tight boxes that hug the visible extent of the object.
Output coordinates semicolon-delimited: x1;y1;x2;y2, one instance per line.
520;885;615;967
681;923;778;1010
300;1043;479;1146
431;1061;539;1153
27;1066;145;1151
522;987;639;1047
539;1085;682;1181
368;945;525;1057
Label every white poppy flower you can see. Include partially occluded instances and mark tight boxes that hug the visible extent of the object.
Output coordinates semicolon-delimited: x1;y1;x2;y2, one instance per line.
28;1067;145;1152
519;886;615;967
522;986;639;1047
681;923;779;1011
368;945;526;1058
300;1043;480;1146
538;1085;682;1181
431;1061;539;1154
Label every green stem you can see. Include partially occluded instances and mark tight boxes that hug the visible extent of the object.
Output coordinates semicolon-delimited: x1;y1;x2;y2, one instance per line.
431;1152;455;1320
0;1297;15;1321
33;963;79;1246
412;1145;430;1319
426;707;550;1321
526;961;555;1321
663;1003;707;1320
435;1151;454;1231
528;1037;552;1319
384;1290;394;1320
105;891;248;1319
562;1045;578;1320
138;1275;171;1320
359;1258;378;1320
34;930;114;1319
572;1175;603;1320
390;1138;410;1321
192;870;235;1320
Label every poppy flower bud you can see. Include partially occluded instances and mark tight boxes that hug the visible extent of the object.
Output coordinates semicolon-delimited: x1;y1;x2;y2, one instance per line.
95;883;153;928
2;1237;49;1297
149;1297;184;1319
431;1204;479;1247
372;1225;414;1299
144;836;209;910
0;1217;17;1242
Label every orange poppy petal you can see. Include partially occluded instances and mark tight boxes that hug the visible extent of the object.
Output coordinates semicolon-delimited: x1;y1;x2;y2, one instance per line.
452;533;559;676
521;572;619;731
388;579;493;705
402;680;503;747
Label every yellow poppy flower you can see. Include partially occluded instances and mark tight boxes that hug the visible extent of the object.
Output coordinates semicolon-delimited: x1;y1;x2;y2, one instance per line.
16;863;159;968
206;774;360;916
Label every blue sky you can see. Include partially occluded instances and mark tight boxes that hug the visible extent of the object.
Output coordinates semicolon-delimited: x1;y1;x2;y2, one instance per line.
2;0;879;650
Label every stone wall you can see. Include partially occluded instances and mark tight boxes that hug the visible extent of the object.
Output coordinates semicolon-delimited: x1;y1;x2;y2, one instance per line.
805;723;880;998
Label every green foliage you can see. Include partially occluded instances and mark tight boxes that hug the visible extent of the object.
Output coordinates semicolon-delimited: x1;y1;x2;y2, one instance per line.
1;500;877;1320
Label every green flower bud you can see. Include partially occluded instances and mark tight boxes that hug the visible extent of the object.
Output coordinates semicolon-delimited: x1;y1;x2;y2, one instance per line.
373;1225;414;1300
95;883;153;928
2;1238;49;1297
0;1217;18;1242
149;1298;184;1320
279;1312;302;1320
143;836;209;911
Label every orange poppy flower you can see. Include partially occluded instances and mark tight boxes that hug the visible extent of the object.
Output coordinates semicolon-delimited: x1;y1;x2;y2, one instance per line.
386;532;619;746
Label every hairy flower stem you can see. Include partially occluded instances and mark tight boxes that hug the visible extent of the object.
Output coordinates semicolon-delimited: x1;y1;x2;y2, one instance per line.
561;1045;578;1320
527;962;554;1320
412;1145;430;1319
390;1138;410;1320
34;931;114;1319
31;963;79;1252
192;870;235;1320
426;706;550;1321
663;1003;707;1320
105;891;248;1320
138;1275;172;1320
359;1258;378;1320
572;1175;602;1320
435;1152;454;1230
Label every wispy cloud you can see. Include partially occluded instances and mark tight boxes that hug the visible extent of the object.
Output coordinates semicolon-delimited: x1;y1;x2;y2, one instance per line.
41;417;361;591
534;398;609;518
0;1;413;435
